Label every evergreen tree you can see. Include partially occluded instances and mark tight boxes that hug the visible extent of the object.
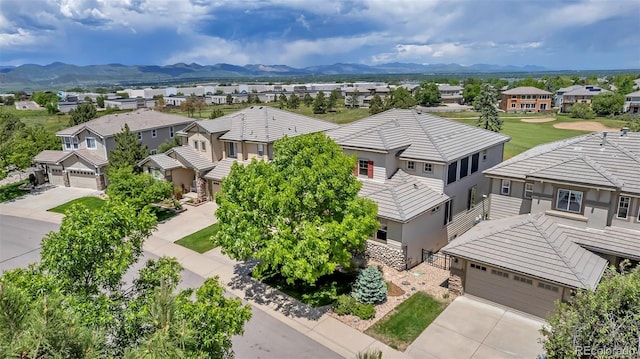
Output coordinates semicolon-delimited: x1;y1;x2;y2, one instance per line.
328;90;339;110
279;93;288;109
352;266;387;304
108;124;150;171
209;107;224;119
313;91;327;114
288;94;300;109
69;103;97;126
474;84;502;132
369;94;384;115
303;93;313;107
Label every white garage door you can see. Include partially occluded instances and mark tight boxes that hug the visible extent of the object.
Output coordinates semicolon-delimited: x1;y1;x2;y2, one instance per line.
49;168;65;186
465;262;561;319
68;169;97;190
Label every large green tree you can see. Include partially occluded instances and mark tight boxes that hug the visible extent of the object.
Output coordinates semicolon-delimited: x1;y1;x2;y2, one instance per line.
328;90;339;110
106;166;173;212
108;124;150;171
541;265;640;359
313;91;327;114
569;102;596;119
303;93;313;107
369;94;384;115
474;84;502;132
288;94;300;109
384;87;416;109
69;103;97;126
591;92;624;116
415;82;441;107
214;133;379;284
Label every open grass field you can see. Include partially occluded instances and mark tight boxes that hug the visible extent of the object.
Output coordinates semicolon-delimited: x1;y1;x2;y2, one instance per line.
365;292;446;351
174;223;219;253
0;107;69;133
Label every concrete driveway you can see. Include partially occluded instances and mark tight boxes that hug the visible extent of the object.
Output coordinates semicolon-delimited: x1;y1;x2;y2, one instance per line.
0;186;99;222
406;296;546;359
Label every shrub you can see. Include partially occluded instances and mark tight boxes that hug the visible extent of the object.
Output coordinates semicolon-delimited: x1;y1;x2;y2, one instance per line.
334;294;358;316
569;103;595;119
173;186;183;200
352;266;387;304
353;303;376;320
355;349;382;359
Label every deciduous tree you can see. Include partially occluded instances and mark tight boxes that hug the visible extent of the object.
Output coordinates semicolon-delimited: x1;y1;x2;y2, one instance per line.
384;87;416;109
569;102;595;119
108;123;150;171
474;84;502;132
415;82;441;107
591;92;624;116
214;133;379;284
106;166;173;212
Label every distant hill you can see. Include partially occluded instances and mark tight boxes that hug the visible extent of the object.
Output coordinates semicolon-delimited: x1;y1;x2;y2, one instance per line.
0;61;550;91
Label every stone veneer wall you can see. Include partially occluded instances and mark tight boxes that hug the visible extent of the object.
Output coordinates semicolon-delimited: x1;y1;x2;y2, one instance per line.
62;171;70;187
365;240;406;271
448;267;464;295
196;176;207;202
96;174;106;190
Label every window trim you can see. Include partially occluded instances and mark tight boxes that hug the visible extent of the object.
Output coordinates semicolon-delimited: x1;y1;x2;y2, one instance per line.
459;157;469;179
407;161;415;170
376;221;388;242
501;179;511;196
228;142;237;158
151;129;157;138
555;188;584;214
63;136;79;150
137;132;142;141
423;163;433;173
447;162;457;185
193;140;199;150
85;137;97;150
200;140;206;152
358;159;369;177
616;196;630;219
524;182;534;199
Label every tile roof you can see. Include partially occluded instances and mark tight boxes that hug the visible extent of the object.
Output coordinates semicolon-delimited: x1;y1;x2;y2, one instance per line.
35;149;108;167
57;109;193;137
138;154;184;170
562;87;608;97
34;150;67;164
359;169;449;222
501;87;552;95
556;85;584;94
563;225;640;261
484;132;640;194
166;146;215;171
203;157;249;180
442;213;608;289
327;109;510;163
438;84;463;91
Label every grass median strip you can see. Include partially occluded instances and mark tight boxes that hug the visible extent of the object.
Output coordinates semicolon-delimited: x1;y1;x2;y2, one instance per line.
174;223;219;253
365;292;446;351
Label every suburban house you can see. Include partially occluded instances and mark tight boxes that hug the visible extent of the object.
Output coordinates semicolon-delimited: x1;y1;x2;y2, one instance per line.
499;87;552;113
624;90;640;114
555;85;608;113
138;106;339;202
438;84;464;104
34;109;192;190
326;109;510;270
104;98;156;110
443;129;640;318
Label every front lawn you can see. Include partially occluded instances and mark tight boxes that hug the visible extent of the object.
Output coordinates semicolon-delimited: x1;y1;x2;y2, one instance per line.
174;223;219;253
365;292;446;351
260;270;357;307
152;206;177;222
0;180;30;202
48;196;105;213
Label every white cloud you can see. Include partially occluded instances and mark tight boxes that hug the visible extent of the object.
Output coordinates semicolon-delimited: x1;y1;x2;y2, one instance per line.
0;28;37;47
296;14;310;30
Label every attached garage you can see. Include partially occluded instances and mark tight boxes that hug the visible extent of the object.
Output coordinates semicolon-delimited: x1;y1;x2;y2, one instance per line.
49;167;65;186
68;169;98;189
465;262;562;318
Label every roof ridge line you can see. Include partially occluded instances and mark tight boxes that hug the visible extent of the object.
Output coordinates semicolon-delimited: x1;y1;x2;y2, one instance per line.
604;135;640;164
335;119;399;143
388;187;406;220
580;155;623;187
411;110;447;162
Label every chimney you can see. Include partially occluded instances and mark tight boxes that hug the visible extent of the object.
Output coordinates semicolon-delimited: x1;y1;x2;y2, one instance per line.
601;132;607;146
621;127;629;136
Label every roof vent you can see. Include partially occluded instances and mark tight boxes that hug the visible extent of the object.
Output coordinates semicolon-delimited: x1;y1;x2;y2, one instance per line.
413;183;418;189
621;127;629;136
600;132;607;146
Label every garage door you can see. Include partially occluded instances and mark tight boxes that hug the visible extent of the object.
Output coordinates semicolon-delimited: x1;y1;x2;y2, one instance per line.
465;262;561;318
68;169;97;190
49;168;65;186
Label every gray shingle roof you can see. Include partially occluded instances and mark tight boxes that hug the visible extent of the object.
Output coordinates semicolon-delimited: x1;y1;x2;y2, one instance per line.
502;87;552;95
166;146;215;171
57;109;193;137
359;169;449;222
63;149;109;167
442;213;608;289
327;109;510;163
562;87;608;97
484;132;640;194
34;150;67;164
138;154;184;170
203;157;249;180
563;225;640;261
192;106;339;142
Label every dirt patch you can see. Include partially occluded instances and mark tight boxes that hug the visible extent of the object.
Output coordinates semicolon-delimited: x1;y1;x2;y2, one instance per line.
553;121;620;132
520;117;556;123
387;281;405;297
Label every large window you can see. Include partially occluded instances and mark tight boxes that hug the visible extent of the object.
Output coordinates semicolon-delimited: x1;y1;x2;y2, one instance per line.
617;196;630;219
524;182;534;199
228;142;236;158
459;157;469;179
447;162;457;185
556;189;583;213
471;153;479;173
85;137;96;149
501;179;511;195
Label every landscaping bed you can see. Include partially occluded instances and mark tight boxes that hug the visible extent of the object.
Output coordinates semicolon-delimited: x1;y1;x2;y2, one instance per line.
0;180;29;202
174;223;219;253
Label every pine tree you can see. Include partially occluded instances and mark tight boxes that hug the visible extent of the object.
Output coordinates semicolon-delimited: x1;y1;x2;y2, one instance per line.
313;91;327;114
369;94;384;115
474;84;502;132
303;93;313;107
352;266;387;304
108;123;150;171
68;102;97;126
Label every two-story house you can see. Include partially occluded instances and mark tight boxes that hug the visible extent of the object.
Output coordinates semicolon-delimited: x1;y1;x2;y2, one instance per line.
499;87;552;113
624;90;640;114
443;129;640;318
138;106;339;201
34;109;192;190
326;109;510;270
438;84;464;104
556;85;608;113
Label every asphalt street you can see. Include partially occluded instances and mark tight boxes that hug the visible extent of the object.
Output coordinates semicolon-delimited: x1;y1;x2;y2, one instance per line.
0;214;341;359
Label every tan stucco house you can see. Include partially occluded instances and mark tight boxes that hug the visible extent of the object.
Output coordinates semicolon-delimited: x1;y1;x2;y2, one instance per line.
443;130;640;318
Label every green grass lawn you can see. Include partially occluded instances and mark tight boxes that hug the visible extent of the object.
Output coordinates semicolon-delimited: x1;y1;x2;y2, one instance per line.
47;196;105;213
0;180;30;202
174;223;219;253
152;206;177;222
260;270;357;307
365;292;446;351
0;107;69;133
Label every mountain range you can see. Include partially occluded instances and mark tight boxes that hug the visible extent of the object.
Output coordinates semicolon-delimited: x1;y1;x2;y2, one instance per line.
0;62;548;91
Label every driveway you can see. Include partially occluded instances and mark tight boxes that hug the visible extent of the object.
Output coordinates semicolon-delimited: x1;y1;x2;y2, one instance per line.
0;186;99;223
406;296;545;359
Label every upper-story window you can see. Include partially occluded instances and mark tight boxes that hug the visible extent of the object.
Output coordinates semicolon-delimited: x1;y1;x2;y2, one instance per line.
200;141;206;152
617;196;630;219
257;144;264;157
407;161;415;170
482;150;487;162
501;179;511;195
152;129;157;138
471;153;479;173
137;132;142;141
150;149;157;155
193;141;199;150
170;126;174;138
63;136;79;150
228;142;237;158
358;160;369;177
376;220;388;242
424;163;433;173
460;157;469;179
447;162;457;185
85;137;96;150
556;189;583;213
524;182;534;199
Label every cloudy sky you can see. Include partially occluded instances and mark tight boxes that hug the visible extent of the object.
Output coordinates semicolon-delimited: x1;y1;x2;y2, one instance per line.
1;0;639;69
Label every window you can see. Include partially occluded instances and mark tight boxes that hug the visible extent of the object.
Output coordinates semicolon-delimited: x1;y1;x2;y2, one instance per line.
524;182;534;199
358;160;369;176
459;157;469;179
447;162;457;185
538;282;559;292
482;150;487;161
63;137;79;150
511;103;516;108
257;144;264;157
617;196;630;219
540;104;547;110
471;153;479;173
443;200;453;225
513;275;533;285
228;142;236;158
424;163;433;173
170;126;174;138
501;179;511;195
432;205;441;213
491;269;509;278
556;189;583;213
150;149;157;155
470;263;486;271
407;161;415;170
85;137;96;149
468;186;477;210
152;129;157;138
137;132;142;141
193;141;199;150
200;141;206;152
376;222;388;241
